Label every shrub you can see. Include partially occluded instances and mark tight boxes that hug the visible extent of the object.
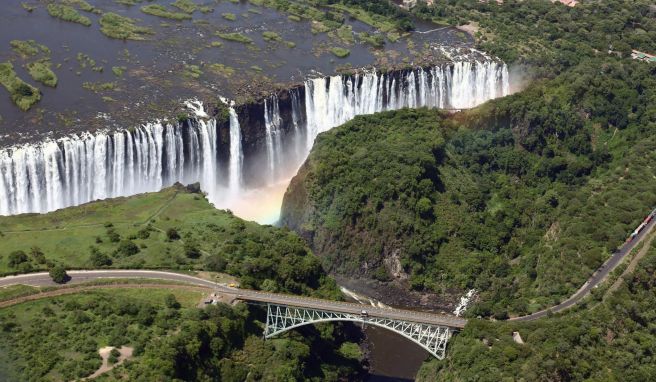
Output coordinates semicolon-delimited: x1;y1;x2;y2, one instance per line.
164;294;180;309
46;4;92;26
49;265;69;284
117;240;140;256
30;247;46;264
184;242;201;259
8;251;28;268
329;47;350;58
108;348;121;364
166;228;180;241
89;246;112;267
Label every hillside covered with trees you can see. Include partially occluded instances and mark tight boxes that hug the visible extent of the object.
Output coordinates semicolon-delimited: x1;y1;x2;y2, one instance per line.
413;0;656;75
417;243;656;381
281;59;656;317
0;288;364;381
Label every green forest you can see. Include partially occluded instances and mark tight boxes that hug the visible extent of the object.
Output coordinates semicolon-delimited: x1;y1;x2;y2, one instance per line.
0;288;364;381
282;58;656;318
417;243;656;381
413;0;656;75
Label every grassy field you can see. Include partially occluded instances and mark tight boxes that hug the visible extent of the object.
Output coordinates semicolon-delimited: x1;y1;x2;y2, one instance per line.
0;184;330;301
0;185;261;275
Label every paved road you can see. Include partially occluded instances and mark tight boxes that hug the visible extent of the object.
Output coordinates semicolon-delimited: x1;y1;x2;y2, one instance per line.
1;215;653;328
0;270;467;329
511;216;656;321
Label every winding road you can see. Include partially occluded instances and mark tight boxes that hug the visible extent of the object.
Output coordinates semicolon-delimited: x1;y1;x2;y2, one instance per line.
0;270;467;328
511;215;656;321
0;213;654;327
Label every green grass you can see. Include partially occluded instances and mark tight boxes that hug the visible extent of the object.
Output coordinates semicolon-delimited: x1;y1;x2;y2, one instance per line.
262;31;282;42
330;47;350;58
182;64;202;79
216;32;253;44
209;41;223;47
62;0;100;14
115;0;143;5
329;4;397;33
171;0;198;13
111;66;126;76
0;186;312;289
10;40;49;58
26;61;58;87
288;14;301;22
46;4;92;26
208;63;234;77
335;24;354;44
358;32;385;48
82;81;117;92
0;285;39;301
222;12;236;21
0;62;41;111
99;12;153;40
141;4;192;20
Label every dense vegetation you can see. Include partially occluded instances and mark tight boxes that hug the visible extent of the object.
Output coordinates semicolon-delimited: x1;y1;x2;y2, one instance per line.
0;288;364;381
282;59;656;317
46;4;92;27
413;0;656;74
418;242;656;381
99;12;152;40
0;184;338;298
0;62;41;111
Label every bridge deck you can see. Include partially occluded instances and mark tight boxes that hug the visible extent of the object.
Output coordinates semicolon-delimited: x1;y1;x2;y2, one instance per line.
232;289;467;329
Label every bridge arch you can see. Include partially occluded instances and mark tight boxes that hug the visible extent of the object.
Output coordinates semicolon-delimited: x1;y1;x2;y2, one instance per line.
263;303;454;359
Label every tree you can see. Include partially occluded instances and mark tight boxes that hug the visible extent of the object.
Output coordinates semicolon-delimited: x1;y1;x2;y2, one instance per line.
49;265;68;284
30;247;46;264
184;242;201;259
108;348;121;364
117;240;139;257
164;294;180;309
89;246;112;267
166;228;180;241
8;250;28;268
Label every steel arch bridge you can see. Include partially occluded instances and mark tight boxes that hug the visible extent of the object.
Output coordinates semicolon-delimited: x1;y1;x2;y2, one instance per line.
264;303;454;359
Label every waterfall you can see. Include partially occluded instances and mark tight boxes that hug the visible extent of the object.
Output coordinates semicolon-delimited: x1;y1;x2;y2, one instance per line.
228;106;242;195
0;60;510;218
0;103;221;215
263;95;282;182
303;61;509;149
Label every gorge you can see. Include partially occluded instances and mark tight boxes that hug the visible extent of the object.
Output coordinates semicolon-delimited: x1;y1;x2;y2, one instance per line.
0;60;510;221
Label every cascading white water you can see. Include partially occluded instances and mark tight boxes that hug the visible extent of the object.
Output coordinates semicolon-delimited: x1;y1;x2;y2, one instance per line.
0;102;221;215
0;61;510;219
263;95;283;183
228;106;242;195
303;61;509;153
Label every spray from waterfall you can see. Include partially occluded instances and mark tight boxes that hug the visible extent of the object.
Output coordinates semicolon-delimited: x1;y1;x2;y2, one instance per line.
0;61;511;221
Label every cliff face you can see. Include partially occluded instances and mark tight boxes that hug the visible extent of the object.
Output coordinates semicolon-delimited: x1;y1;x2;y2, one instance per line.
280;159;316;242
279;108;449;282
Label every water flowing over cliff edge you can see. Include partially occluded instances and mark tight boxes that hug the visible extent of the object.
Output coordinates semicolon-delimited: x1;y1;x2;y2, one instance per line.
0;60;510;222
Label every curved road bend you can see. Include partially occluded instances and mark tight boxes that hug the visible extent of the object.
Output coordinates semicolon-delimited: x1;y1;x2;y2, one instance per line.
0;270;467;329
511;216;656;321
0;216;653;326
